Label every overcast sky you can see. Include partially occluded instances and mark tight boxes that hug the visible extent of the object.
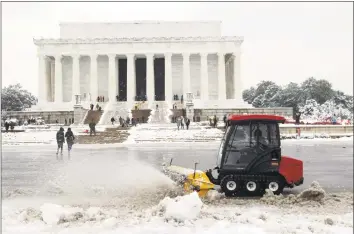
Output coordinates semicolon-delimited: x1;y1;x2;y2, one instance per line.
2;2;353;95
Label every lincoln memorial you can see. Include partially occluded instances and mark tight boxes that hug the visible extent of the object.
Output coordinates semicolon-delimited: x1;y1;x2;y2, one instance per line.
33;21;252;113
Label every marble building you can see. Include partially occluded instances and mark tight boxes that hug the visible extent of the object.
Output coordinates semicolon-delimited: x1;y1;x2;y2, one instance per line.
33;21;251;112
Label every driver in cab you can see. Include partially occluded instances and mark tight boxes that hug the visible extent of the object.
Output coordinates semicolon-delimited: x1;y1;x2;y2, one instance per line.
253;128;268;151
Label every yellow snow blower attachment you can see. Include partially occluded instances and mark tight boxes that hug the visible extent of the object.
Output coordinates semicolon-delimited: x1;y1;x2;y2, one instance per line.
164;161;215;198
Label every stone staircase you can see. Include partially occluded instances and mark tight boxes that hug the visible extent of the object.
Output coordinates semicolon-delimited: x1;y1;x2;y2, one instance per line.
98;102;131;125
127;123;224;143
148;101;173;124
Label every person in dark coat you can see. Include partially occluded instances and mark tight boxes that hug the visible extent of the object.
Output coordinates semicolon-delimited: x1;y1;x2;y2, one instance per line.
223;114;227;129
56;127;65;159
4;122;9;132
185;118;190;130
89;120;96;136
65;128;75;159
295;112;301;125
111;117;115;125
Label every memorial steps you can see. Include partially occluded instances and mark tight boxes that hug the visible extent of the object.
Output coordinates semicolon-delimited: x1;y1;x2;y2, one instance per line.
98;102;131;125
148;101;173;124
128;123;224;143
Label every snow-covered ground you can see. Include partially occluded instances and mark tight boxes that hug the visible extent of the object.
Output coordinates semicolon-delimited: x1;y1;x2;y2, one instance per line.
3;181;353;234
2;123;353;233
2;123;352;146
1;125;107;145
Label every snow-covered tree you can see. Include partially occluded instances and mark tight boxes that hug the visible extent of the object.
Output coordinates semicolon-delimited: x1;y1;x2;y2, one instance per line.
1;84;37;111
301;77;334;105
242;87;256;104
243;77;352;121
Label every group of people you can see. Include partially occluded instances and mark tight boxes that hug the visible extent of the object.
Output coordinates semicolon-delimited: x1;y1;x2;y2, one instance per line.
176;116;191;130
110;116;138;127
96;96;105;102
90;103;102;111
56;127;75;159
3;121;15;132
173;94;183;102
208;115;219;128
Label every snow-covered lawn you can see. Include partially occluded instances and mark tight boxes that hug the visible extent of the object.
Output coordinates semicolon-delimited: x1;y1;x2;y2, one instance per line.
3;186;353;234
2;123;353;146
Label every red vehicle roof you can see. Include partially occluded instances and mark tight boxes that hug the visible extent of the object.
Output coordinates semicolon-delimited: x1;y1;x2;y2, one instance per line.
228;114;286;123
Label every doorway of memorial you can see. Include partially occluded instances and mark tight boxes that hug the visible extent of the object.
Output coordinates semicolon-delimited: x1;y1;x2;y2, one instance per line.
135;58;147;101
154;58;165;101
118;59;127;101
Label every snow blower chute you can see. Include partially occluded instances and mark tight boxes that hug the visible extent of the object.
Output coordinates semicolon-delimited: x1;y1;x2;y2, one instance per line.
164;114;304;197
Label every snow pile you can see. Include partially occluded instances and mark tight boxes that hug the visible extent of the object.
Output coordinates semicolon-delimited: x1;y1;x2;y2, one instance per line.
261;181;326;206
151;192;203;222
298;181;326;202
40;203;84;225
3;188;353;234
17;207;42;223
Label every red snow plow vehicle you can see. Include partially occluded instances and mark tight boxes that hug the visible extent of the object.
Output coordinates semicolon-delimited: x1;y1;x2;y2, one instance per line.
165;114;304;197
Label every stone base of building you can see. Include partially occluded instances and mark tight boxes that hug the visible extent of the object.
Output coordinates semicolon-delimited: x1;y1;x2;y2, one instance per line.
5;106;293;126
31;99;253;112
25;100;293;125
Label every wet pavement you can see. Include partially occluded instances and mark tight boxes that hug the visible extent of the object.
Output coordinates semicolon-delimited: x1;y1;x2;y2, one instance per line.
2;139;353;196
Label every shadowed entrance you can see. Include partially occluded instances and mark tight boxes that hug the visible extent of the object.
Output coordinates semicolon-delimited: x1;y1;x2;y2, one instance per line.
154;58;165;101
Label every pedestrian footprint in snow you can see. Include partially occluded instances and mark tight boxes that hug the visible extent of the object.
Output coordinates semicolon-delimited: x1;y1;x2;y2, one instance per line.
56;127;65;159
65;128;75;160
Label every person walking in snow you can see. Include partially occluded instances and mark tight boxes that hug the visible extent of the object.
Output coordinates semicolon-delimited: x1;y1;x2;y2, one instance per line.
56;127;65;159
180;117;185;129
176;116;182;130
223;114;227;126
185;118;190;130
111;117;115;125
89;120;96;136
65;128;75;159
213;115;218;128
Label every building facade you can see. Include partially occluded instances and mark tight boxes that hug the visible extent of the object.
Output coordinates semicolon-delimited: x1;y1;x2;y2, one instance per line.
33;21;251;111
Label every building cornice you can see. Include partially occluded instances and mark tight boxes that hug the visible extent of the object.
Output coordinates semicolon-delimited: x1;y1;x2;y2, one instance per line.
33;36;244;45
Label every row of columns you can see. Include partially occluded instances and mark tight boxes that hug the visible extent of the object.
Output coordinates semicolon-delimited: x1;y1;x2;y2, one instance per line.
38;52;241;104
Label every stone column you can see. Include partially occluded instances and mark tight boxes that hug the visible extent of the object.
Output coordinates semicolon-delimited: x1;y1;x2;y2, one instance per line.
37;55;47;104
72;54;80;102
108;54;117;102
233;53;242;100
182;53;191;97
126;54;135;103
218;52;226;100
200;53;209;100
164;53;173;103
54;55;63;103
146;53;154;102
90;54;98;102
